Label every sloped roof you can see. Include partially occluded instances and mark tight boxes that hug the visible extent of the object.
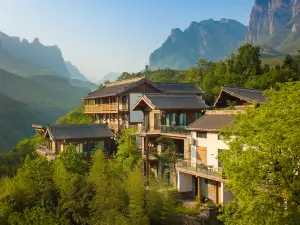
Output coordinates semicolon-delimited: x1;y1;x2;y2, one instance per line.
83;77;203;99
83;81;138;99
214;86;265;107
132;94;208;110
46;124;113;140
155;83;203;94
187;111;237;132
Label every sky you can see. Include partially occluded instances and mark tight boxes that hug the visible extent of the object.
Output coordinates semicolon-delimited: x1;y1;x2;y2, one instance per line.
0;0;254;82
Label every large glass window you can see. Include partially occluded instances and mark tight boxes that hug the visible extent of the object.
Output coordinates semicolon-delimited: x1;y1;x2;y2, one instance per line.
180;113;187;126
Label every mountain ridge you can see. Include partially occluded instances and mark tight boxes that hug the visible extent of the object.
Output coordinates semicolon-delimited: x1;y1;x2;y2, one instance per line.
149;18;248;70
0;31;70;79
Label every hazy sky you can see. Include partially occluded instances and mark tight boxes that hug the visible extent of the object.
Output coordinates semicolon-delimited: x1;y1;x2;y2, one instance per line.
0;0;254;82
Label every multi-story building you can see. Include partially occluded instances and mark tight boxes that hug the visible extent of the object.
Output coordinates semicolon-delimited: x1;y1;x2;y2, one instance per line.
83;77;203;132
132;93;208;184
176;86;266;205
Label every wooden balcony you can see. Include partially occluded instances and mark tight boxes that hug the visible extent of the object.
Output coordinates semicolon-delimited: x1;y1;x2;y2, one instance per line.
85;104;118;113
119;104;129;111
176;159;226;183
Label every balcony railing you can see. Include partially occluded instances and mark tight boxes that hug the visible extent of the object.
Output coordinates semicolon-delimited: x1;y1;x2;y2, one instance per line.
176;159;225;180
119;104;129;111
137;124;190;136
85;104;117;113
160;125;190;136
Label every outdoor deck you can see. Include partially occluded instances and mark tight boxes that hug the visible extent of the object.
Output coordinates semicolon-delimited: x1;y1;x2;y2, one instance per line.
176;159;226;183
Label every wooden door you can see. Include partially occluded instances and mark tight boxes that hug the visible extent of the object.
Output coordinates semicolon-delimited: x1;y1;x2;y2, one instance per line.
196;146;207;164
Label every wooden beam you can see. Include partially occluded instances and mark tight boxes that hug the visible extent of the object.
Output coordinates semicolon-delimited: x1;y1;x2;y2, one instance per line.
197;177;201;202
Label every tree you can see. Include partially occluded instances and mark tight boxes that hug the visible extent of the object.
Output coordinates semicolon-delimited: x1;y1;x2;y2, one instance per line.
154;136;180;186
282;54;294;70
234;43;261;77
219;82;300;225
116;127;141;169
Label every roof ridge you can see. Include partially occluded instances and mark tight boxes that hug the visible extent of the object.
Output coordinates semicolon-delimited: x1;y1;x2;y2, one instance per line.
223;85;263;92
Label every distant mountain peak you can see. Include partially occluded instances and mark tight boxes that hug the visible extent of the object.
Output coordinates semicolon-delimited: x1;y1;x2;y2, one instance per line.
247;0;300;54
150;18;247;70
0;31;70;78
32;37;40;44
22;38;29;44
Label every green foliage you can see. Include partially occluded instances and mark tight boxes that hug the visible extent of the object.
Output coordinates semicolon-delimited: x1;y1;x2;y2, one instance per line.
219;82;300;225
174;206;199;216
0;135;42;177
58;144;89;174
116;127;141;169
0;128;181;224
56;103;92;125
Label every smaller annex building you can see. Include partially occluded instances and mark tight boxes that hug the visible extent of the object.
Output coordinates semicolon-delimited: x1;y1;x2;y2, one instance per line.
33;123;114;160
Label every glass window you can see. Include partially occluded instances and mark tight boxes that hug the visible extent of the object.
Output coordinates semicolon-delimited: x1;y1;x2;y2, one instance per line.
196;132;207;138
83;142;88;158
122;96;127;104
195;112;202;120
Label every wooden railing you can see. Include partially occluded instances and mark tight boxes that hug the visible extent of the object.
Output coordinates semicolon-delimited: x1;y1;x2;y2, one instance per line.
119;104;129;111
85;104;117;113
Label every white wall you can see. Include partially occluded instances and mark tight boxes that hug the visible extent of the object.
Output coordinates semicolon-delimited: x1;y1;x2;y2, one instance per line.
177;171;193;192
190;132;229;168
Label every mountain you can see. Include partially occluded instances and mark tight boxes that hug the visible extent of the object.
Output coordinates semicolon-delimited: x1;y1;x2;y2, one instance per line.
0;92;49;152
247;0;300;54
149;19;247;70
65;61;97;91
0;68;89;122
98;72;121;84
0;31;70;79
65;61;89;82
0;40;56;77
68;79;98;92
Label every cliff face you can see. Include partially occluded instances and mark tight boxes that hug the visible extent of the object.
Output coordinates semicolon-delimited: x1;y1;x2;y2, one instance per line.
149;19;247;70
247;0;300;50
0;32;70;79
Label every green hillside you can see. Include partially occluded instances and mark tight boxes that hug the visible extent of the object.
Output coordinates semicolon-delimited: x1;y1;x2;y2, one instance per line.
68;79;98;92
0;93;49;152
0;68;92;150
0;69;90;120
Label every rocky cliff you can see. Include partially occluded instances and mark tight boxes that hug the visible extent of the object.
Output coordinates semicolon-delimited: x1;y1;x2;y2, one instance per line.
247;0;300;53
0;31;70;79
149;19;247;70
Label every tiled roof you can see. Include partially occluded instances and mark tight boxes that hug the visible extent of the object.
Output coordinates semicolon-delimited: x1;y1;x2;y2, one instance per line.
219;86;265;104
47;124;113;140
134;94;208;110
83;81;137;99
155;82;203;94
83;77;203;99
187;111;237;132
